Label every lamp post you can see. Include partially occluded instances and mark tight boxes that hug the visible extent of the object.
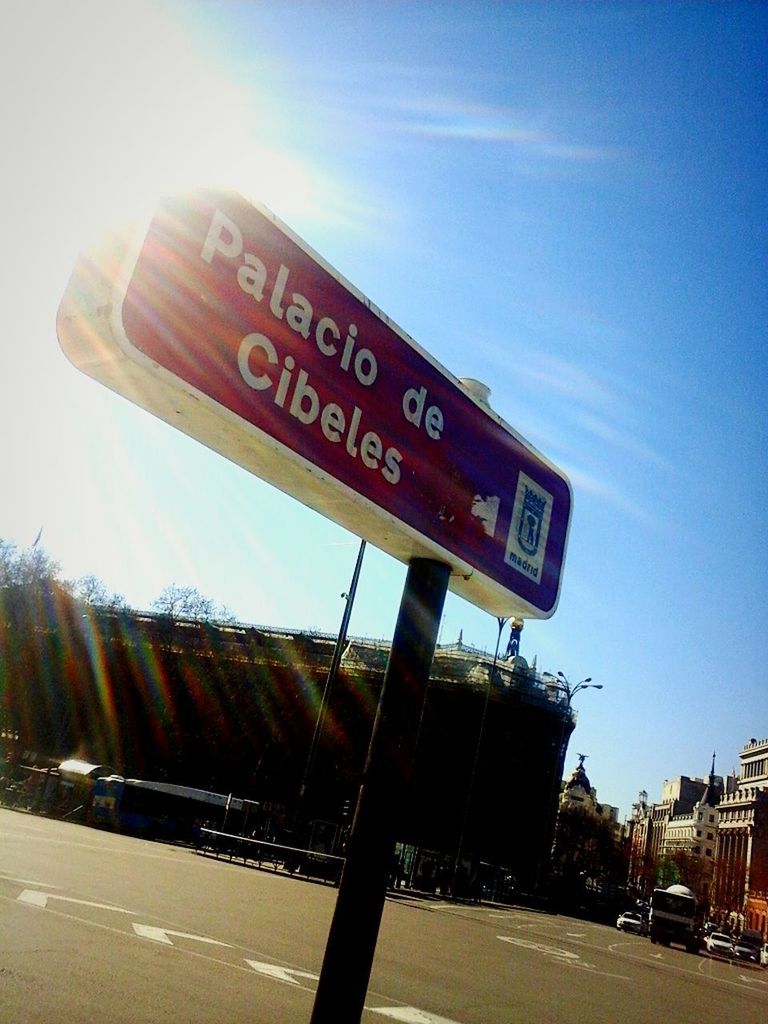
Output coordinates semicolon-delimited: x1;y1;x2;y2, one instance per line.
538;672;603;894
295;538;366;834
451;615;512;899
551;671;603;808
555;671;603;707
551;673;603;786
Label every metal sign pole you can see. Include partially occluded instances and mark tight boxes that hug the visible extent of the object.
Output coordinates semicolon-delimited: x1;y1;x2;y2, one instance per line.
309;557;450;1024
295;538;367;831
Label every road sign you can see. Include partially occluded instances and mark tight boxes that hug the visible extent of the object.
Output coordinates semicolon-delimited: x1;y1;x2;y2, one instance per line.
57;188;571;617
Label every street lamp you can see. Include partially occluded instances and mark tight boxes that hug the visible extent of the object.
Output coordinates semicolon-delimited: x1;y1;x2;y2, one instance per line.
295;538;367;834
555;671;603;707
451;615;512;899
542;672;603;893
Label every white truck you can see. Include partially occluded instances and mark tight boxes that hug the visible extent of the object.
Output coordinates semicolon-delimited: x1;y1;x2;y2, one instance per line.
649;883;699;953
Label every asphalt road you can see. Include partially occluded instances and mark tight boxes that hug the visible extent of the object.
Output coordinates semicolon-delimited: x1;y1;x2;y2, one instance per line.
1;809;765;1023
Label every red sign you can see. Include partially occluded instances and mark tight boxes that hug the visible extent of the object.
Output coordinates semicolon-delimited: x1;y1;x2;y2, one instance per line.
58;189;571;617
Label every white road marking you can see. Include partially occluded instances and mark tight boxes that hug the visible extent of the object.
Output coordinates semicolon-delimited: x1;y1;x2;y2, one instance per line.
0;874;59;888
497;934;630;981
367;1008;463;1023
739;973;767;985
17;889;134;913
244;960;319;986
242;959;466;1022
497;935;580;962
132;923;231;947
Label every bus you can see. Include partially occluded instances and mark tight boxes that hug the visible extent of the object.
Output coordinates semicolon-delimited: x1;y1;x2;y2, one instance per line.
91;775;252;842
649;884;699;952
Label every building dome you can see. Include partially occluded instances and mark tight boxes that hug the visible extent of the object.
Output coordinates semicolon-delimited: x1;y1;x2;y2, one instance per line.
565;762;592;795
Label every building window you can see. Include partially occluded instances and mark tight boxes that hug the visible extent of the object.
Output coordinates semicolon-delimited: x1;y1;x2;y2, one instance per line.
708;814;714;823
706;832;713;840
742;758;767;779
696;830;702;837
705;849;712;857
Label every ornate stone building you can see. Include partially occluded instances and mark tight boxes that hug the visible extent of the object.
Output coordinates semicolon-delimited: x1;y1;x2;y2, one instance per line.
627;767;726;899
628;740;768;939
335;644;576;894
710;737;768;936
1;582;577;896
660;756;723;905
559;754;620;831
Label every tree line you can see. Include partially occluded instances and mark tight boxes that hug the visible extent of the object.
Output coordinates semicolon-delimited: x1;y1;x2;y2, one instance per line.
0;536;236;622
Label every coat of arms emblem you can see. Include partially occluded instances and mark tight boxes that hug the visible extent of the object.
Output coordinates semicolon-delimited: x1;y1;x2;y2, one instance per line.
505;472;554;583
517;485;546;557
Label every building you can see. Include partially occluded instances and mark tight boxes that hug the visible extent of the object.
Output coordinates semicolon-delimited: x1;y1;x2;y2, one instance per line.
660;756;723;905
627;766;726;900
330;643;575;895
710;738;768;936
662;761;721;861
559;753;620;831
628;741;768;937
549;754;625;917
1;582;577;896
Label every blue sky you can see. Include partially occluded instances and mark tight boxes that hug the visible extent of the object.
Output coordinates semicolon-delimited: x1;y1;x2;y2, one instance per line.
1;1;766;819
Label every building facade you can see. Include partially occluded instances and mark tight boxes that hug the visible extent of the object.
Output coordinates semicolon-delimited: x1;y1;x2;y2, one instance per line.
331;644;575;894
558;754;620;831
628;740;768;940
1;580;577;897
710;738;768;936
627;766;725;902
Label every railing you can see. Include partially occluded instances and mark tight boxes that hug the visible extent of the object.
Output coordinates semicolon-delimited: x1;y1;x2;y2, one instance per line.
195;827;344;884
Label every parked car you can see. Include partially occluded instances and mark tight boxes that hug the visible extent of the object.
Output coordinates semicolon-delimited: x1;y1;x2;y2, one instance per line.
616;911;644;934
733;940;758;963
733;933;761;963
705;931;734;957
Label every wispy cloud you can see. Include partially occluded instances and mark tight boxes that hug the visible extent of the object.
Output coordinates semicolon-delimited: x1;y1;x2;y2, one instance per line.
511;353;619;407
563;464;670;532
466;340;679;530
391;97;620;163
513;354;676;471
573;410;676;473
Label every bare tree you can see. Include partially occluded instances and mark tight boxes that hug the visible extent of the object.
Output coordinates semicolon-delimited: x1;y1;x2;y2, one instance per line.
0;538;19;586
215;604;238;625
72;574;128;611
0;537;62;587
151;584;218;621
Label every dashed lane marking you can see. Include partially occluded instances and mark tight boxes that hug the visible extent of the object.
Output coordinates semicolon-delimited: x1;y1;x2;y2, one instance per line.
0;873;59;888
367;1008;464;1023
